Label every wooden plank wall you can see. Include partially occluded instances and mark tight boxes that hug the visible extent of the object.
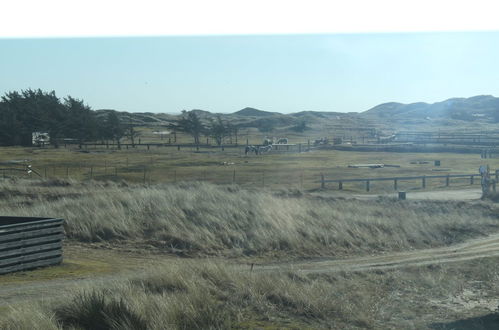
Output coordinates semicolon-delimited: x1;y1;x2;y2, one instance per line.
0;217;64;275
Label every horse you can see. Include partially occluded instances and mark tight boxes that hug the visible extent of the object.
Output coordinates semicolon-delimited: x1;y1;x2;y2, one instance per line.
263;137;274;146
276;138;288;144
258;145;273;154
313;137;328;146
245;145;258;155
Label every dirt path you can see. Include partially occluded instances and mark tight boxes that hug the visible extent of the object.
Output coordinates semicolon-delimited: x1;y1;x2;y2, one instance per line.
257;232;499;274
0;244;177;308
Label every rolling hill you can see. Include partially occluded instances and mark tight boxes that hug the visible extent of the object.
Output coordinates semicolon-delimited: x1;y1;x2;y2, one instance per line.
364;95;499;122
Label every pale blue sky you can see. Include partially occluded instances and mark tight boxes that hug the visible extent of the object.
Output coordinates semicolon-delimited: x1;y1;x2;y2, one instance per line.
1;32;499;113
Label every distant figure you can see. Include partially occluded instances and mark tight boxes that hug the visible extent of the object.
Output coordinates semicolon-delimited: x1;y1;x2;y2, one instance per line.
245;145;258;155
258;145;273;154
313;137;328;146
263;137;274;146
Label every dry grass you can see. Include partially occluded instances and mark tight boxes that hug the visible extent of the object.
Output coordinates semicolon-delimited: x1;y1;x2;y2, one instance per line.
1;179;498;257
3;258;499;329
0;144;496;191
2;179;499;328
0;261;379;329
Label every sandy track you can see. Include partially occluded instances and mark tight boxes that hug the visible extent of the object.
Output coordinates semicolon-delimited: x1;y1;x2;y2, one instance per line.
258;232;499;274
3;235;499;309
0;245;175;308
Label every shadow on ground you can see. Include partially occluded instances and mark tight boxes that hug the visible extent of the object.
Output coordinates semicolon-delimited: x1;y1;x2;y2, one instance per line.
431;313;499;330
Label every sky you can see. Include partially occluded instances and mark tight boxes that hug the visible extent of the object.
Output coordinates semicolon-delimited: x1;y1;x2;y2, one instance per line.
0;32;499;113
2;32;499;114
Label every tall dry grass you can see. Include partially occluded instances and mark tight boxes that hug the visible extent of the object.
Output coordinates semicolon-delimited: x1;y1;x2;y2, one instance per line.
0;261;381;329
3;258;499;329
0;178;498;257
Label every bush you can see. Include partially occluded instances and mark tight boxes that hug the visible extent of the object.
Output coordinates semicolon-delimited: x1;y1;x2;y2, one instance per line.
54;290;147;330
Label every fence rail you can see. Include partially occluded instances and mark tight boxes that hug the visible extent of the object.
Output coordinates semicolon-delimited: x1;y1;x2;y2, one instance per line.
320;172;497;192
0;217;64;275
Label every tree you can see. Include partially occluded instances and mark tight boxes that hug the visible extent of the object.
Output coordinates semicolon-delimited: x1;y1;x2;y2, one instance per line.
171;110;205;144
126;124;141;146
62;96;99;146
123;115;141;146
0;89;66;146
102;112;124;145
209;115;229;146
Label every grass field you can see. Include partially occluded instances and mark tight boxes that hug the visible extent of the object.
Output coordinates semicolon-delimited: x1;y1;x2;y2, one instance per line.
0;143;497;192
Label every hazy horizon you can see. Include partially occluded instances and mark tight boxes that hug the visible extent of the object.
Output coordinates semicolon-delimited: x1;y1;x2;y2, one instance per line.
1;31;499;114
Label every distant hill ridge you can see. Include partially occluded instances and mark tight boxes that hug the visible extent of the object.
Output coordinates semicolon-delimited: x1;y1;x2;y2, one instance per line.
364;95;499;120
96;94;499;125
232;107;279;117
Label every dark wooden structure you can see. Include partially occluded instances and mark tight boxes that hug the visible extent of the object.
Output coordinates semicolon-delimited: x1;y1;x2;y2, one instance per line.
320;173;495;192
0;217;64;275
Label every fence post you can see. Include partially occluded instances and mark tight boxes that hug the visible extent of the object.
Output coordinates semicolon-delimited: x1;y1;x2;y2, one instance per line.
321;174;325;189
232;169;236;184
339;181;343;190
446;175;450;187
177;145;181;151
422;176;426;189
394;179;398;191
366;180;370;192
299;143;302;153
470;176;474;185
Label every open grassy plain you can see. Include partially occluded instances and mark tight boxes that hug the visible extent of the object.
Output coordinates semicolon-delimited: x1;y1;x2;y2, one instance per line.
1;141;497;192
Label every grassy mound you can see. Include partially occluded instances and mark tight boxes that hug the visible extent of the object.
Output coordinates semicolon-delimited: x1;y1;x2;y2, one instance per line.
0;179;498;257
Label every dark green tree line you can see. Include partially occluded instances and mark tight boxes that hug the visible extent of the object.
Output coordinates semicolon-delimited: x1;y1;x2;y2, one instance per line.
0;89;120;146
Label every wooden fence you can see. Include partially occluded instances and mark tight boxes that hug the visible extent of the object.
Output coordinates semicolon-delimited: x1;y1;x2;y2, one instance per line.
0;217;64;275
320;173;497;192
